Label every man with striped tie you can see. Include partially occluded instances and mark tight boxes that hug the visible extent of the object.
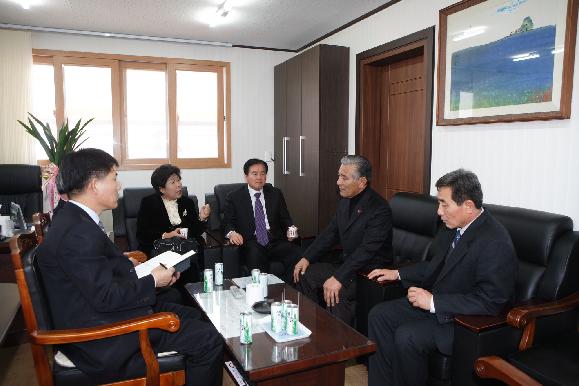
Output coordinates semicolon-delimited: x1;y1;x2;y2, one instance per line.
366;169;517;386
223;158;301;283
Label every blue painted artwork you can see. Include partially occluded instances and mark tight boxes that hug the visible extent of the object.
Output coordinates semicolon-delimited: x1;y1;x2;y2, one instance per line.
450;19;556;111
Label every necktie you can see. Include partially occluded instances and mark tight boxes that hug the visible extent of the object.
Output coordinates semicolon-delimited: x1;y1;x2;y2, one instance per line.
424;229;461;289
452;229;461;249
98;221;107;234
254;193;269;246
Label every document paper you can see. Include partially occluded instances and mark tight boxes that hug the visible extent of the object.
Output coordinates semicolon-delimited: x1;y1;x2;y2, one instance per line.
135;250;195;279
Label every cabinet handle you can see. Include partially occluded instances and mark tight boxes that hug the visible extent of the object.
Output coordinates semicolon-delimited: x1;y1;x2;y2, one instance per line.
283;137;290;175
299;135;305;176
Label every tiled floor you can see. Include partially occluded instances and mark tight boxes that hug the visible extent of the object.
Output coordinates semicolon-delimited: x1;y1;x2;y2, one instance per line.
0;343;369;386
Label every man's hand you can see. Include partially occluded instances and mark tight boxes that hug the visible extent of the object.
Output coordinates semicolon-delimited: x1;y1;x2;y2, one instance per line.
151;266;179;287
228;231;244;245
367;268;399;282
293;257;310;283
323;276;342;307
199;204;211;221
163;229;184;239
407;287;432;310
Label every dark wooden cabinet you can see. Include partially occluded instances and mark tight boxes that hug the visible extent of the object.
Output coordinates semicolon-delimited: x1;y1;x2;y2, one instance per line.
274;44;349;237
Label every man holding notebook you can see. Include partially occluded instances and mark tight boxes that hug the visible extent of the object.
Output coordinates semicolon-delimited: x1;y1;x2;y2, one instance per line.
37;148;223;385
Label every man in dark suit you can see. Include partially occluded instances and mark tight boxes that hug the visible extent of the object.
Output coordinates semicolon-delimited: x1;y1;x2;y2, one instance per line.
37;148;223;385
293;155;393;325
223;158;301;282
367;169;517;386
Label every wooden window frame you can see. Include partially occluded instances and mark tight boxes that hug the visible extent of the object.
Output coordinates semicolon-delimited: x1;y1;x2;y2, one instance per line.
32;49;231;169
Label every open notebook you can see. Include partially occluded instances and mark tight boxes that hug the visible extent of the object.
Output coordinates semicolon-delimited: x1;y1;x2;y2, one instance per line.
135;249;195;278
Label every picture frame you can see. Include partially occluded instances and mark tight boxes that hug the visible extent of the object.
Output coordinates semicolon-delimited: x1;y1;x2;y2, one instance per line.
437;0;578;125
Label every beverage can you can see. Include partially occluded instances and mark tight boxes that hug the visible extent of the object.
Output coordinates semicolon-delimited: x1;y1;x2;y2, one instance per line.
214;262;224;286
285;304;299;335
203;269;213;293
282;300;293;330
240;311;253;344
251;268;260;284
259;272;268;298
270;302;284;333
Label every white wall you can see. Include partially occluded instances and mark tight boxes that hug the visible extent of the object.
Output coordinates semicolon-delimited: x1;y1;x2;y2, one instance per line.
318;0;579;229
31;32;293;203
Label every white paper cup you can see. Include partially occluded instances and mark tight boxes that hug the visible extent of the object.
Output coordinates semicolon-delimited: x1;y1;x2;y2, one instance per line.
245;283;263;306
180;228;188;238
287;225;298;238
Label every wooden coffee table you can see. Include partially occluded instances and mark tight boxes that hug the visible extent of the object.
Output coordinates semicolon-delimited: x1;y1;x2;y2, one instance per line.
187;279;375;386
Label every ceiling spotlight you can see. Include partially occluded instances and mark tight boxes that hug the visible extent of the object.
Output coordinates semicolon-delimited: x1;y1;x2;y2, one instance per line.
217;0;232;17
209;1;233;27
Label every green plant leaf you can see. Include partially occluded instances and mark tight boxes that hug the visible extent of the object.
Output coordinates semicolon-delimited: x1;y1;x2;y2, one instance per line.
18;113;93;166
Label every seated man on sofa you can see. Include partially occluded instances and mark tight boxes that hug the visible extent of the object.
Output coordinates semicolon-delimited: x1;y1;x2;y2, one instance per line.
293;155;393;326
367;169;517;386
222;158;301;282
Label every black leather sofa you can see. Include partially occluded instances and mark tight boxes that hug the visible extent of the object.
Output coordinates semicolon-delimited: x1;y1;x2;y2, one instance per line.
356;192;579;385
112;187;223;276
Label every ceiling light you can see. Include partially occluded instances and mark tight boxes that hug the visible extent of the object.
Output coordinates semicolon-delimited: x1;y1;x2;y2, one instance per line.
210;0;233;27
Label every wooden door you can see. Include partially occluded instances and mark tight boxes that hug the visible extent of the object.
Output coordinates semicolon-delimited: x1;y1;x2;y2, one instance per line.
357;28;435;200
380;54;426;198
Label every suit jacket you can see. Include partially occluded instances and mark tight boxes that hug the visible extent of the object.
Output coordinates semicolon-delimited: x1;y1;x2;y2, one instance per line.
137;193;205;256
37;201;157;380
222;184;293;242
303;187;393;285
399;210;517;324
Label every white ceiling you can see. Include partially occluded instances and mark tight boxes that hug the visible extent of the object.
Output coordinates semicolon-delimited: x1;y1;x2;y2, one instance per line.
0;0;394;51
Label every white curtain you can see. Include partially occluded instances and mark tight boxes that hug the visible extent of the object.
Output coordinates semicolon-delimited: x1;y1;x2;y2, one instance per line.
0;29;35;165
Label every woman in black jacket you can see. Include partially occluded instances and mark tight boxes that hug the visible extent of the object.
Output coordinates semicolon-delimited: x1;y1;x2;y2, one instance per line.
136;164;210;277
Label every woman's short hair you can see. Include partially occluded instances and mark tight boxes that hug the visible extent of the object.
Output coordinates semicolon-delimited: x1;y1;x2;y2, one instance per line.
151;164;181;194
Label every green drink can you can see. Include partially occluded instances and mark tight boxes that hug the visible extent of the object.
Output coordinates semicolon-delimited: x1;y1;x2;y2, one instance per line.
285;304;299;335
203;269;213;293
271;302;284;333
240;312;253;344
282;300;293;330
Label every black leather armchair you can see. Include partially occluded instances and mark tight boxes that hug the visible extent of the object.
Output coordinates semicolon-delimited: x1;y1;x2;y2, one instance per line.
356;192;579;385
356;192;440;336
112;187;223;277
213;183;289;279
113;187;195;251
475;290;579;385
0;164;42;222
10;232;185;386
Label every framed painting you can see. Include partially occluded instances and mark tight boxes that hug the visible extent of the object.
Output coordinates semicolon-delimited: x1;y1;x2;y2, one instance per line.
437;0;578;125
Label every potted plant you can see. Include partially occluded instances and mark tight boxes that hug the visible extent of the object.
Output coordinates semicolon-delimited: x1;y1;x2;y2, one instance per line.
18;112;93;209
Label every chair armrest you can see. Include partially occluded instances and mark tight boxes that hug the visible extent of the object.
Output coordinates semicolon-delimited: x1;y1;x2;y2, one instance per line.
30;311;180;345
454;313;509;333
125;250;148;263
474;355;541;386
507;291;579;328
